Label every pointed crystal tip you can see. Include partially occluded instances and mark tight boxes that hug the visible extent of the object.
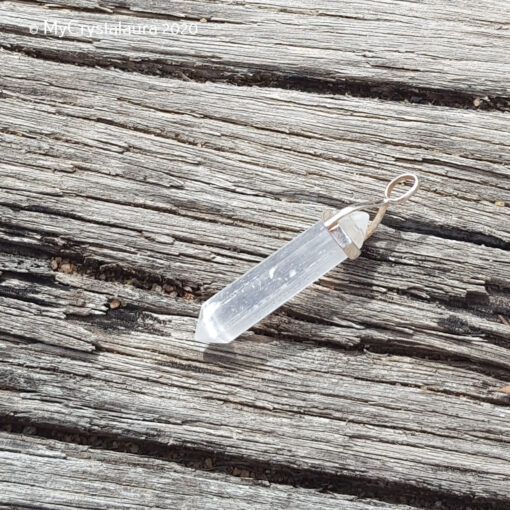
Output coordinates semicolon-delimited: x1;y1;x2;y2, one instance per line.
195;307;231;344
195;318;217;343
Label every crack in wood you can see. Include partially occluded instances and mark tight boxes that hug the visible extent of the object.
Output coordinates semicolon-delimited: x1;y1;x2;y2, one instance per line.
5;244;508;354
0;420;505;510
2;0;510;106
1;245;509;382
4;43;509;112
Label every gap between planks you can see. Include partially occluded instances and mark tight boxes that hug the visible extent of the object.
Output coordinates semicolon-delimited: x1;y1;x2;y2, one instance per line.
1;13;510;507
0;429;428;510
0;0;510;109
0;425;501;510
1;252;510;507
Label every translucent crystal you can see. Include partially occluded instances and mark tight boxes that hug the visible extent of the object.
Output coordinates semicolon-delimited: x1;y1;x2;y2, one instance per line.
195;211;369;344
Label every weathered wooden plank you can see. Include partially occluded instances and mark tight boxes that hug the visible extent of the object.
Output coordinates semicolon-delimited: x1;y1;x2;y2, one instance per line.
0;53;509;369
1;50;510;504
1;0;510;97
2;256;510;401
1;52;509;242
0;432;423;509
1;257;510;503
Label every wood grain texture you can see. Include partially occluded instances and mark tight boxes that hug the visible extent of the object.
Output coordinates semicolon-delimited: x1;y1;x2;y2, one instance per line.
1;42;510;507
1;432;424;510
1;52;509;365
1;0;510;97
1;254;510;504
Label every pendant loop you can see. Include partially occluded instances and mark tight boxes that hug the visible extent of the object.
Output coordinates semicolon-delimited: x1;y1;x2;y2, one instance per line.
384;173;420;205
324;173;419;239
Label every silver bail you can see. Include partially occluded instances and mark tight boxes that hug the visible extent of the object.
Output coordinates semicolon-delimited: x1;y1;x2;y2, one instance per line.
323;173;420;246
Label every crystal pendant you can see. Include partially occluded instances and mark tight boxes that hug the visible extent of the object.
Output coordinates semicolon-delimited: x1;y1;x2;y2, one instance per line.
195;211;369;344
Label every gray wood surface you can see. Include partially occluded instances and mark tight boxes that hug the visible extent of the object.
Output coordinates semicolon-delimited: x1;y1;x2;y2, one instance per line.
1;0;510;97
1;1;510;508
1;431;424;510
2;250;510;505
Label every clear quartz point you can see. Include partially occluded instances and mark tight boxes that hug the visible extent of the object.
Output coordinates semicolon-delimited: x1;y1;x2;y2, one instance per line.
195;211;369;344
